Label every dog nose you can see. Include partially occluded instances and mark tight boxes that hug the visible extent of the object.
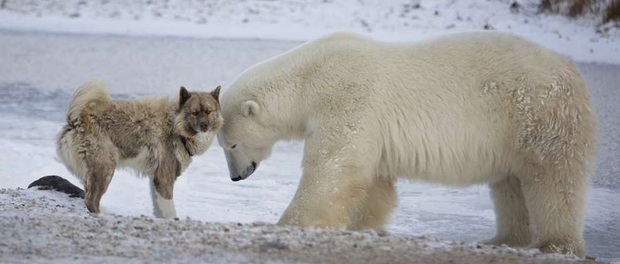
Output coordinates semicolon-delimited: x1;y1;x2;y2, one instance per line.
200;123;209;131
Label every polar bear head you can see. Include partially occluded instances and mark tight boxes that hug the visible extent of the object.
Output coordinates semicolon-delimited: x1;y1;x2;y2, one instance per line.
218;42;321;181
217;69;294;181
218;99;276;181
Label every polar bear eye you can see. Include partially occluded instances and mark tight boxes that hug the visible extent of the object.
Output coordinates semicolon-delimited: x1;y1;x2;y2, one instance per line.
231;144;237;149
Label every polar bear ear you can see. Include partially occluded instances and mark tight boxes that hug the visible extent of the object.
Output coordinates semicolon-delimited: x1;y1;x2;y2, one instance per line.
242;100;260;117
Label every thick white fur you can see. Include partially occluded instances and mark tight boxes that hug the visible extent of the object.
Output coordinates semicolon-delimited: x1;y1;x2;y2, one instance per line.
218;31;597;257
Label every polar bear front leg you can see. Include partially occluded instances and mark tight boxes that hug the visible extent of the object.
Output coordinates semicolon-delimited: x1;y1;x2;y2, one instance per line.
484;176;531;247
277;133;377;229
277;163;374;228
349;177;397;231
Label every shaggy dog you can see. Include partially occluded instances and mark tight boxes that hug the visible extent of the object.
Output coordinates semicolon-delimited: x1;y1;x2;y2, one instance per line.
57;80;222;218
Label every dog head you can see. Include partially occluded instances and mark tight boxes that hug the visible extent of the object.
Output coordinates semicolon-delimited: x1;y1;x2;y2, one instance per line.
176;85;223;137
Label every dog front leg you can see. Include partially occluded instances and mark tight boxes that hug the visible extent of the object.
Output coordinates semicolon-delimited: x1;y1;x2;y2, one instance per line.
150;171;177;219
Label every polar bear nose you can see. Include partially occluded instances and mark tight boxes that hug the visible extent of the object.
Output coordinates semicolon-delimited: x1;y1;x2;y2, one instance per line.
230;161;258;182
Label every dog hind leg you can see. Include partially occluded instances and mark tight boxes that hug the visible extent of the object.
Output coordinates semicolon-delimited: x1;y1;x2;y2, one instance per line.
83;139;117;215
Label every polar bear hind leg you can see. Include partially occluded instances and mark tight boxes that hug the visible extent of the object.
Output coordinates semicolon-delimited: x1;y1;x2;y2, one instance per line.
492;60;593;257
520;164;587;257
484;176;532;247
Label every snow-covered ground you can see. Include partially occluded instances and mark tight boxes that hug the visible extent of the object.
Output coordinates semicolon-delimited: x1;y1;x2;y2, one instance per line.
0;0;619;262
3;188;590;264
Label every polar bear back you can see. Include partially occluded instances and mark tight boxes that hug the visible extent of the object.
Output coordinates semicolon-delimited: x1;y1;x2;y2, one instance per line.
363;32;593;185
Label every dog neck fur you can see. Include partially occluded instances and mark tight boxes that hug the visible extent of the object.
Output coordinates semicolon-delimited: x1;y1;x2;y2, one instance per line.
167;97;215;158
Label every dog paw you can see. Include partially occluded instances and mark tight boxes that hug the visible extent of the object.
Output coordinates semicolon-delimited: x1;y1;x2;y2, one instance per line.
88;211;103;217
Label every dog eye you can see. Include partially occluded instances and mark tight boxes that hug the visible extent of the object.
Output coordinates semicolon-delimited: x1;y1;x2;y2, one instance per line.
231;144;237;149
192;112;199;116
205;109;211;115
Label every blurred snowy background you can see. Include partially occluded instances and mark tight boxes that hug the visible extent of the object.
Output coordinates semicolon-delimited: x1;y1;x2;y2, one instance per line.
0;0;618;260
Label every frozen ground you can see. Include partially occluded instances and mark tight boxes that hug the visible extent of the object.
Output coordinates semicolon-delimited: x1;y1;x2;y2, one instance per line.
2;188;596;264
0;0;619;262
0;30;618;261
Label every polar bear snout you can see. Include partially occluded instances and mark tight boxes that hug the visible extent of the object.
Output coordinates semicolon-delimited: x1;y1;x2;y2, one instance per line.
230;161;257;181
224;149;259;181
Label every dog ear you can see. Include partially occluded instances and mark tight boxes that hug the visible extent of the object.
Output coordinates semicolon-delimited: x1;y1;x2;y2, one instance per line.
179;86;191;107
211;85;221;103
242;100;260;117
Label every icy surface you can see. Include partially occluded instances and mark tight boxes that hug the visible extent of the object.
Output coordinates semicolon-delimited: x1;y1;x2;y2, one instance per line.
1;188;591;264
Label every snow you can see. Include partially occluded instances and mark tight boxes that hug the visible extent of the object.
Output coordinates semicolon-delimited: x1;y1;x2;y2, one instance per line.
0;0;619;262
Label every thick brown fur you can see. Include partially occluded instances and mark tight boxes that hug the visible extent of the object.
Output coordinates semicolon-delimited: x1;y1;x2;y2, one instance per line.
57;79;222;218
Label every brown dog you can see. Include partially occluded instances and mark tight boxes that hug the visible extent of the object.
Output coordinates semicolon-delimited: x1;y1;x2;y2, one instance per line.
57;79;222;218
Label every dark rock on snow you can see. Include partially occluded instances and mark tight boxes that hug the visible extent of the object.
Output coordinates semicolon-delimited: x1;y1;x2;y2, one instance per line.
27;175;84;198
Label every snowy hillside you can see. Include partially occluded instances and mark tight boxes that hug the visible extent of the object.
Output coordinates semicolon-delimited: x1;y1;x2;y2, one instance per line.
0;0;619;63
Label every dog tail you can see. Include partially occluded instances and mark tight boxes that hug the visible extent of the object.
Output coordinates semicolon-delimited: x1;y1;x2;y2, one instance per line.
66;79;111;122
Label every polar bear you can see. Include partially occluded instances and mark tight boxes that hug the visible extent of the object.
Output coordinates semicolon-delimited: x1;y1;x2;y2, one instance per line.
218;31;597;257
